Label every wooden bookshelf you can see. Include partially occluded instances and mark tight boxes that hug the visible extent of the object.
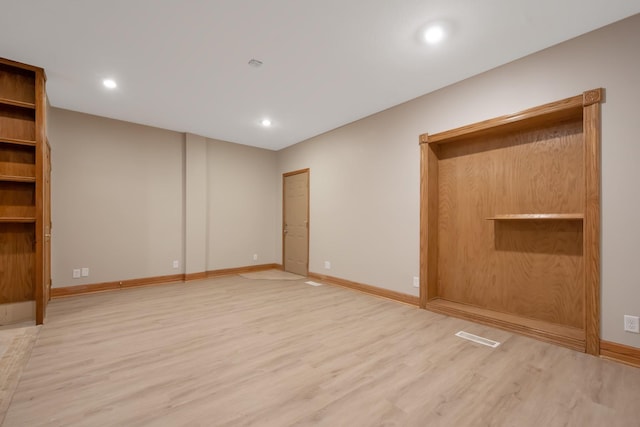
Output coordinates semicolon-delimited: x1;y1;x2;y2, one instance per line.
0;57;50;324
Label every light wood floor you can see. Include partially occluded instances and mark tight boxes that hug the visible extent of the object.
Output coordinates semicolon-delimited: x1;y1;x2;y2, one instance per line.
3;275;640;426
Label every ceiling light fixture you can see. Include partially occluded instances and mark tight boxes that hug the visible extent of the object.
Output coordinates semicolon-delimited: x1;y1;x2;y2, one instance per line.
261;118;272;127
248;59;263;68
423;25;446;45
102;78;117;89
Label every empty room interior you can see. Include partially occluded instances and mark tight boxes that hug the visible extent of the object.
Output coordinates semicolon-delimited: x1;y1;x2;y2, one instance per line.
1;1;640;426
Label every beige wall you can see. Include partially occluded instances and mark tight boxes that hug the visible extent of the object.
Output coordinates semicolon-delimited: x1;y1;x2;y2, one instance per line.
184;133;208;275
278;14;640;348
49;109;279;287
277;114;420;293
49;108;184;285
206;138;278;269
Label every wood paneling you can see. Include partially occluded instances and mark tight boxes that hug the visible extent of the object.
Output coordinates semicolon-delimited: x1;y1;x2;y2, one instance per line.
0;144;36;180
420;89;603;354
600;341;640;368
0;223;35;303
0;182;35;220
0;63;35;105
436;121;584;328
0;105;35;142
308;272;420;306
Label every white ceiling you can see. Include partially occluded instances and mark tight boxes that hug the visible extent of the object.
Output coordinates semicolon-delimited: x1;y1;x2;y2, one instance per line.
1;1;639;150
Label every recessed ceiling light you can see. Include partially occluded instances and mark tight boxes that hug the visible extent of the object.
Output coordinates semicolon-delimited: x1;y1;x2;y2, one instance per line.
423;25;446;44
261;118;272;127
103;79;117;89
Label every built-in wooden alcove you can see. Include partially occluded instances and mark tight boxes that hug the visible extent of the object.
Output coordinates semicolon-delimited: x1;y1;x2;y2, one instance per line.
419;89;602;354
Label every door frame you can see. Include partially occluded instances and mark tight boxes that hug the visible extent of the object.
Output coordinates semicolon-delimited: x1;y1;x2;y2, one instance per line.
282;168;310;275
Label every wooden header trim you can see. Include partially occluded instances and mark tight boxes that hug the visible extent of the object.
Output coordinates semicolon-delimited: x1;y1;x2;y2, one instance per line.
583;88;603;106
283;168;310;178
423;90;603;145
0;57;45;75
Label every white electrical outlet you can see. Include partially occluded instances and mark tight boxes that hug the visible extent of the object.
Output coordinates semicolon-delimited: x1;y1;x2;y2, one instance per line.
172;260;179;269
413;276;420;288
324;261;331;270
624;315;640;333
72;269;81;279
253;254;258;261
81;267;89;277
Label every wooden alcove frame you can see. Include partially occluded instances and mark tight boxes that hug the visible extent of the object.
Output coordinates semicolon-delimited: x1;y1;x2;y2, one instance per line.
419;89;602;355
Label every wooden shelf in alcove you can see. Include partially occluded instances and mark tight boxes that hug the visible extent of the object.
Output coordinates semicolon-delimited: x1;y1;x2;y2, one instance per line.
420;89;604;354
0;137;36;147
0;217;36;223
486;213;584;221
0;174;36;183
0;97;35;109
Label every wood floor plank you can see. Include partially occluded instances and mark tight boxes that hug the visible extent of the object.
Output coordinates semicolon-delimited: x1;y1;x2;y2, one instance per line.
3;275;640;426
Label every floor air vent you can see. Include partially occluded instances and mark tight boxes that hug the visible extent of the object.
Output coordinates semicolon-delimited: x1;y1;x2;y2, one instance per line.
305;281;323;287
455;331;500;348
